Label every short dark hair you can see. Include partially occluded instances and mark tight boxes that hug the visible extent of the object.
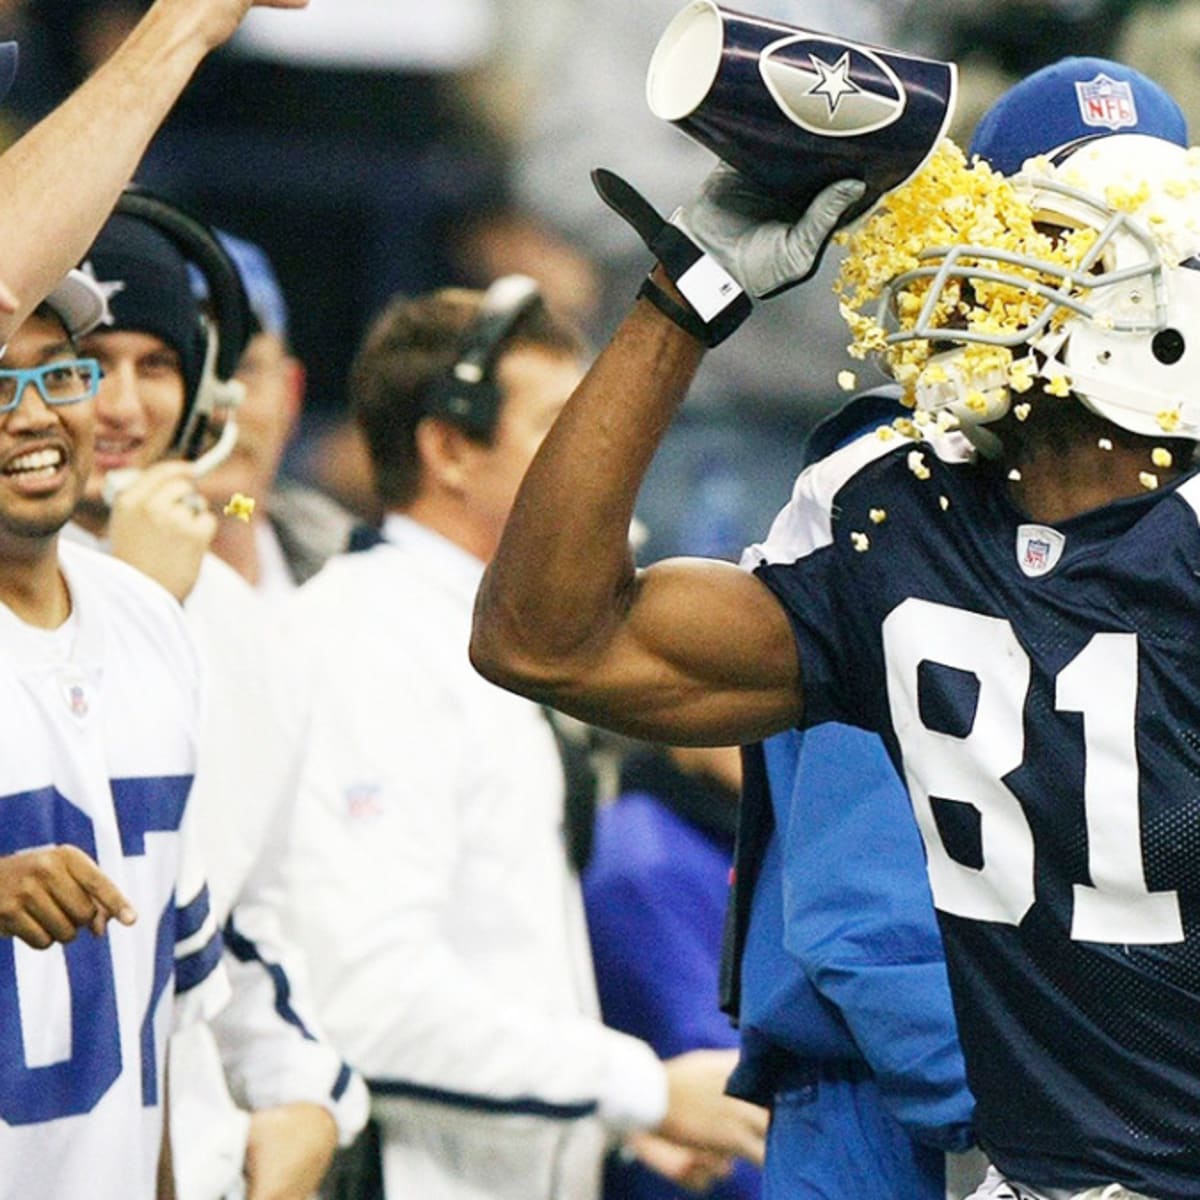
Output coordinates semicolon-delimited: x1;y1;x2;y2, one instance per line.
351;287;586;508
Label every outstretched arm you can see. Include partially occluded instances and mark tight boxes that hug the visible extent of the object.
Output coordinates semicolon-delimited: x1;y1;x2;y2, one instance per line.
473;290;803;746
472;171;864;746
0;0;308;345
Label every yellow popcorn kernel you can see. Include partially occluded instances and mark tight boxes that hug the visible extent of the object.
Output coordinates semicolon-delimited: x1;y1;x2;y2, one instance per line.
965;391;989;414
1158;409;1182;433
1008;468;1022;482
936;410;960;432
1008;358;1037;393
913;409;932;427
1098;438;1114;451
838;370;857;392
1044;375;1071;398
851;531;870;553
869;508;887;525
876;425;897;442
907;450;931;481
921;363;949;385
223;492;256;522
893;418;919;440
939;495;951;511
1152;447;1174;469
1014;403;1032;422
1139;471;1160;491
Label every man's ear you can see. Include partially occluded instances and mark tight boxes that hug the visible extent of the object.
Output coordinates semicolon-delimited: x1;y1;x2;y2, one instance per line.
414;415;477;494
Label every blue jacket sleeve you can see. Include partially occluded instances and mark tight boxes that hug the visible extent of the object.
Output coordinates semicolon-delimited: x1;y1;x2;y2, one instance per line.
769;725;976;1151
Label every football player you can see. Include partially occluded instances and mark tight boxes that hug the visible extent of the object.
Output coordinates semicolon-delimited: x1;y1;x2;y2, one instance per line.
473;58;1200;1200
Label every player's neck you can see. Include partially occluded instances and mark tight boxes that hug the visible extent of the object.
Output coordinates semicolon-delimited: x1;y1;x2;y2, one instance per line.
0;539;71;628
1005;435;1186;525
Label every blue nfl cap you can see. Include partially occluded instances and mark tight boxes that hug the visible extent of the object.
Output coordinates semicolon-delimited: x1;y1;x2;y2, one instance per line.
0;43;17;107
969;57;1188;175
189;231;288;340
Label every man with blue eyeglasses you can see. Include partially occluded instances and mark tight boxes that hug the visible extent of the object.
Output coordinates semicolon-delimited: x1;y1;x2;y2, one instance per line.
0;270;230;1200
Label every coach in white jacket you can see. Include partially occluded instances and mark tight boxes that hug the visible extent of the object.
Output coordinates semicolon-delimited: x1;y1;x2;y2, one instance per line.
279;280;767;1200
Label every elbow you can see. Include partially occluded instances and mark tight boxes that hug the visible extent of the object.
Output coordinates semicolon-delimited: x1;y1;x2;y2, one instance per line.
469;594;554;701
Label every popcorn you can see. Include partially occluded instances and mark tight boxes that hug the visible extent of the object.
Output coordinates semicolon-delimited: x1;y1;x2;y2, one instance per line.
223;492;256;522
869;508;888;525
1098;438;1114;451
850;531;870;553
1044;375;1071;398
1014;404;1032;422
1158;409;1182;433
876;425;897;442
1139;471;1160;491
836;139;1101;409
939;495;951;511
1152;447;1174;469
1008;468;1022;481
838;370;857;392
907;450;931;481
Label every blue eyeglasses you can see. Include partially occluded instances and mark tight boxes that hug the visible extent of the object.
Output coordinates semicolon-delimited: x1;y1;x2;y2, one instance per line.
0;358;103;414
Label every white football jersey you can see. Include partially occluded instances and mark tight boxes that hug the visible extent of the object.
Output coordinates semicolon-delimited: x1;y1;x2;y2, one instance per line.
0;540;226;1200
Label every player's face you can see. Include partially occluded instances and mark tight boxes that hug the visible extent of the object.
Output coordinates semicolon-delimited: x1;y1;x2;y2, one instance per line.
465;347;580;560
0;312;96;544
77;329;185;507
197;331;300;506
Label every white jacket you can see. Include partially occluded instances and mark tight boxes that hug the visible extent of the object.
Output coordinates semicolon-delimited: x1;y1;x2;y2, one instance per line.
279;515;666;1200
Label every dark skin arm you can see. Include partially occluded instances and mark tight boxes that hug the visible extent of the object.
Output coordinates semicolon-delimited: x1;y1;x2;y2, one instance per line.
471;274;805;747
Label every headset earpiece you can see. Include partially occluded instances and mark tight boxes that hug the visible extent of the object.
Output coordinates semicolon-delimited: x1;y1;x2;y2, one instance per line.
113;187;252;461
422;275;542;439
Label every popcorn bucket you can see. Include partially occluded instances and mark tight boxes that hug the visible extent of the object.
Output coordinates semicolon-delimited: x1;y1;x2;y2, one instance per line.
646;1;957;222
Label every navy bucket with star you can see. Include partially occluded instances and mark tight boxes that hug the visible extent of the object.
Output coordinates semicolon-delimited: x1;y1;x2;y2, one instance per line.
646;1;957;224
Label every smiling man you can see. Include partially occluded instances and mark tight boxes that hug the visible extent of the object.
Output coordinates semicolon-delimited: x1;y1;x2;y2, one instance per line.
63;204;367;1200
0;272;227;1200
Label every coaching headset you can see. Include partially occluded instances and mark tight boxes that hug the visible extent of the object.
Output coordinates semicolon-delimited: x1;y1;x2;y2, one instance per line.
92;188;252;501
420;274;543;440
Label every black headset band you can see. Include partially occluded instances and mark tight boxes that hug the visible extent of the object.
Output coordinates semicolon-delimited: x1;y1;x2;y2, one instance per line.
422;275;543;437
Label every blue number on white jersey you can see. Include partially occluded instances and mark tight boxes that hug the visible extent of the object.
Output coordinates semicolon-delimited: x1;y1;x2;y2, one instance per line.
0;776;192;1125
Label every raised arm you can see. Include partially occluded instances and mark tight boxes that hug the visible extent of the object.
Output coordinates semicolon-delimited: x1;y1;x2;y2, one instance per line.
471;168;865;746
0;0;307;345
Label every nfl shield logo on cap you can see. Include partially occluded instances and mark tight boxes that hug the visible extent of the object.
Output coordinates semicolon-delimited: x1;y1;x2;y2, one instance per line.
1076;74;1138;131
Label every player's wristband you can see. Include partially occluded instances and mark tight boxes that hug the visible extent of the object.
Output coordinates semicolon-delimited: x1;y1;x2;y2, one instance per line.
636;276;710;344
591;167;752;347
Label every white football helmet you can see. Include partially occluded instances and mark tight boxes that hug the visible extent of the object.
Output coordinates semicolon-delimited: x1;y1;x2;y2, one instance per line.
875;133;1200;447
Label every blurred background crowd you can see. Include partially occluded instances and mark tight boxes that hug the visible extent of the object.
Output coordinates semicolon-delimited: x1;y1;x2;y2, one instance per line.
0;0;1192;563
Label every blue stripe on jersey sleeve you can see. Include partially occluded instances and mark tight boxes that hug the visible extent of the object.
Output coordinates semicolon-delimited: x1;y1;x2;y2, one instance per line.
223;916;316;1041
111;775;193;855
176;884;212;943
368;1077;598;1120
332;1063;353;1102
176;928;223;994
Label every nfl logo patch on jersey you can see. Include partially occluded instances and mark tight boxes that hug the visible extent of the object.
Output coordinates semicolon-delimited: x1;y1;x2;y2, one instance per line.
759;37;908;137
1074;73;1137;131
1016;524;1066;578
58;670;89;719
344;782;384;822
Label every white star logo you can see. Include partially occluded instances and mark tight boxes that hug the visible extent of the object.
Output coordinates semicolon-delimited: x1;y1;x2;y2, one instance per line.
80;260;125;327
806;51;861;115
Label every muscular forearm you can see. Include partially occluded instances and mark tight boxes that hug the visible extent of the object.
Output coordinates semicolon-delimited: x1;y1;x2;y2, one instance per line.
472;287;704;690
0;0;238;344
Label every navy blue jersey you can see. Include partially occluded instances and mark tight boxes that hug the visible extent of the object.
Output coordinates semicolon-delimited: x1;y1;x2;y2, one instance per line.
744;426;1200;1199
